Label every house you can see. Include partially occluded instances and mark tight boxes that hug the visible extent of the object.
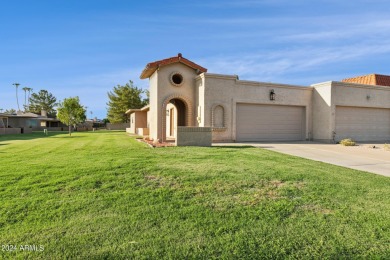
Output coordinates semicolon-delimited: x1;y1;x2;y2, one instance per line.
125;105;150;136
127;53;390;144
0;110;66;135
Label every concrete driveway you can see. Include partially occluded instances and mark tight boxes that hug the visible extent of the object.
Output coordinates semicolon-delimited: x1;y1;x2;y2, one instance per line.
214;142;390;177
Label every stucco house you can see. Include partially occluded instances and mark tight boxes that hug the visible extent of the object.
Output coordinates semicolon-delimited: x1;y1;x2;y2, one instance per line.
126;53;390;143
126;105;150;136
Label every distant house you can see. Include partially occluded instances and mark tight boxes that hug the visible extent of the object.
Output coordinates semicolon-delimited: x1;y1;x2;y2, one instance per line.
0;110;66;135
125;105;149;136
7;111;64;129
127;53;390;143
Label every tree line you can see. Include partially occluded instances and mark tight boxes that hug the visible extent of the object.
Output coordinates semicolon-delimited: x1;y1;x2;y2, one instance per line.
3;80;147;132
3;89;58;116
3;87;86;136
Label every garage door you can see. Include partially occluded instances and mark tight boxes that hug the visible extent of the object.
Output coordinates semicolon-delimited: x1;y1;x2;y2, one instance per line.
335;106;390;141
236;104;305;141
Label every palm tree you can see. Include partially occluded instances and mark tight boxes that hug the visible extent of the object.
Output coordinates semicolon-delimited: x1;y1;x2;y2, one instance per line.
24;87;33;111
22;87;29;111
12;83;20;112
27;88;33;108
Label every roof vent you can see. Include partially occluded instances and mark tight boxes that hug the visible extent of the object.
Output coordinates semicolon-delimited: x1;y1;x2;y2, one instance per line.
178;53;182;58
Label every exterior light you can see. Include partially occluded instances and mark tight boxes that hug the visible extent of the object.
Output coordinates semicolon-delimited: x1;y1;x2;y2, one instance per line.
270;89;276;101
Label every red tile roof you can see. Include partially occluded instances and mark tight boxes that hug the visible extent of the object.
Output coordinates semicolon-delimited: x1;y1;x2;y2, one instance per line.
342;74;390;87
140;53;207;79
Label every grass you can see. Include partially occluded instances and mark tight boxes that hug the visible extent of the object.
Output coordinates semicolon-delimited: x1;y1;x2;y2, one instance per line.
0;131;389;259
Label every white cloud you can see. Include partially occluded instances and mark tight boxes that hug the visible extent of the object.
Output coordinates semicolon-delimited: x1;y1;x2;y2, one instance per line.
199;41;390;84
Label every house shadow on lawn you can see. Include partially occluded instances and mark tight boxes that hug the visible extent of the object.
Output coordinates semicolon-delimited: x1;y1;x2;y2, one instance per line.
54;136;85;138
0;132;68;142
210;145;255;149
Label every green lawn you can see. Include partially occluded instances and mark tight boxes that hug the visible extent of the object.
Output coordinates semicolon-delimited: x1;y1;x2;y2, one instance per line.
0;131;389;259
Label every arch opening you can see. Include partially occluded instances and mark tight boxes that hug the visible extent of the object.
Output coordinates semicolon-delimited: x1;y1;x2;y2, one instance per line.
162;95;192;142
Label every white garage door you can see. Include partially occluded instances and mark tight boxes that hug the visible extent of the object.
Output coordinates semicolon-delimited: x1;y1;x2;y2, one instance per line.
335;106;390;141
236;104;305;141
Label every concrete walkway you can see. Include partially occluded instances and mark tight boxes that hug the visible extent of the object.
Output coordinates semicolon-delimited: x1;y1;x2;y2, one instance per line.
214;142;390;177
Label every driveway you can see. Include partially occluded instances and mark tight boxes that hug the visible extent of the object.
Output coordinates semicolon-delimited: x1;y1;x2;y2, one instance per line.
214;141;390;177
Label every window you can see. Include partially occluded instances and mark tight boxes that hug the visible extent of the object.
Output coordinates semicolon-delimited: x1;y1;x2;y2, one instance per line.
170;72;184;87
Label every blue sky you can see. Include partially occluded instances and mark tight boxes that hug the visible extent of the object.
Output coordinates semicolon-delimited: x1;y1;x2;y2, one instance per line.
1;0;390;119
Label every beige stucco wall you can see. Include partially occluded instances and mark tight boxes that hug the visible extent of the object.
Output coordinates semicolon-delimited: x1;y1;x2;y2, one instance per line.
144;57;390;144
149;72;159;139
148;63;198;141
166;103;177;138
197;73;313;141
195;76;206;127
311;82;333;142
333;82;390;108
137;128;149;136
146;111;150;129
128;113;136;134
128;111;147;134
311;81;390;142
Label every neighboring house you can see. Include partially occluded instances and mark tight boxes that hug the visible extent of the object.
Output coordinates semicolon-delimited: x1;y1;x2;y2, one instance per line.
125;105;149;136
127;53;390;143
0;111;66;133
0;115;8;128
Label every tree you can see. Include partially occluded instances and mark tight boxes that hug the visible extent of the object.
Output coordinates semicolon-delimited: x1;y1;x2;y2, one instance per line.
4;109;16;114
27;88;33;107
57;97;86;136
22;87;33;111
28;90;57;117
143;89;150;105
22;87;28;111
106;81;147;123
12;83;20;111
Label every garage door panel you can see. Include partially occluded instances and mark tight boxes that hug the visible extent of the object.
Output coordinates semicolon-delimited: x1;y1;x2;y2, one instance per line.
335;106;390;141
236;104;305;141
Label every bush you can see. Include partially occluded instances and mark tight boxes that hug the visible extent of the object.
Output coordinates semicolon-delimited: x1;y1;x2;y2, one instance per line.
340;138;356;146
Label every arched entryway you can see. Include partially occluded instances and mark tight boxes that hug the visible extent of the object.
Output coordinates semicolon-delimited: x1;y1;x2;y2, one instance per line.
162;95;193;142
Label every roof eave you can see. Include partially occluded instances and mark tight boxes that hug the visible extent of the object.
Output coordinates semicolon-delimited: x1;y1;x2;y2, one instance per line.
139;54;207;79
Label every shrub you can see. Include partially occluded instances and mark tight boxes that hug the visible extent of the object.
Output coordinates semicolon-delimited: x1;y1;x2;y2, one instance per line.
340;138;356;146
